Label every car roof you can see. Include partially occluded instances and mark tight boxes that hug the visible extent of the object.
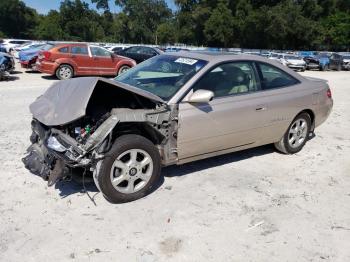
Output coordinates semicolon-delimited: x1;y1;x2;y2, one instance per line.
164;51;278;63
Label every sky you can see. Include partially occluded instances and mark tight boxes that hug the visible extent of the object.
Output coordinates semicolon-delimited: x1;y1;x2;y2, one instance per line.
23;0;177;14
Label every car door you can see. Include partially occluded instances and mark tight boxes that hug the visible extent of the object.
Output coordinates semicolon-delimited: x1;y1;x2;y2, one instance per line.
138;47;158;62
177;61;269;160
254;62;306;143
123;47;143;63
90;46;115;75
70;45;93;75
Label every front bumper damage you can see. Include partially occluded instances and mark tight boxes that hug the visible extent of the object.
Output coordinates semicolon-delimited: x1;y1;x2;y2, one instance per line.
22;77;177;186
23;106;174;186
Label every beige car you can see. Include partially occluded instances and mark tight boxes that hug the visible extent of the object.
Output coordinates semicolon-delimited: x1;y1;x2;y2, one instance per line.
23;52;333;203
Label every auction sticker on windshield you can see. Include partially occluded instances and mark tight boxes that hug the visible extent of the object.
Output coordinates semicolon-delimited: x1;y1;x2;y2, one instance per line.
175;57;198;65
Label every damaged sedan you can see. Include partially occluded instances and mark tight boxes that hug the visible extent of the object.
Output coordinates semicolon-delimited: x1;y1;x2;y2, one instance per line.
23;52;333;203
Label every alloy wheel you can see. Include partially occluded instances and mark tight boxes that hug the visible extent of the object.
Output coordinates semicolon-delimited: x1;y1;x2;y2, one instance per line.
110;149;153;194
288;118;308;148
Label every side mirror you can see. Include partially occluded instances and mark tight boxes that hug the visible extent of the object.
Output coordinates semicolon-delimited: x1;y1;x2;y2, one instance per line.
188;89;214;104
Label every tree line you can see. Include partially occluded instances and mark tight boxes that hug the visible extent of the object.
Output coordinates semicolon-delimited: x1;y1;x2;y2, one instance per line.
0;0;349;51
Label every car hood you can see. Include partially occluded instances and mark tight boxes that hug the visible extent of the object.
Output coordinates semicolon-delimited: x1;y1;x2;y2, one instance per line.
30;77;165;126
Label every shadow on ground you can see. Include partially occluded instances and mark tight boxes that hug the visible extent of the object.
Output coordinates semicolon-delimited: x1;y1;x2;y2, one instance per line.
1;75;20;81
41;75;58;80
53;144;275;200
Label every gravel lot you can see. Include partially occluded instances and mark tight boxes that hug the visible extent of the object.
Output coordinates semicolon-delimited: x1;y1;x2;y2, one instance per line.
0;65;349;262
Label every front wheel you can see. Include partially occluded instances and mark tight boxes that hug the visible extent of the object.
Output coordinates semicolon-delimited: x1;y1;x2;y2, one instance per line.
97;134;161;203
274;113;311;154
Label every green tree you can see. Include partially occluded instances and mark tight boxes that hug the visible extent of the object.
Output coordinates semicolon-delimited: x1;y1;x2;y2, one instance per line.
156;21;177;44
0;0;39;38
204;0;234;47
34;11;65;40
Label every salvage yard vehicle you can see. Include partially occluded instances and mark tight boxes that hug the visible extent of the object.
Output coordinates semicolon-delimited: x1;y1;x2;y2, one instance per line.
337;53;350;70
328;53;344;71
279;54;306;71
116;46;163;64
36;43;136;80
19;43;55;70
304;52;330;71
23;52;333;203
0;39;31;53
0;52;15;80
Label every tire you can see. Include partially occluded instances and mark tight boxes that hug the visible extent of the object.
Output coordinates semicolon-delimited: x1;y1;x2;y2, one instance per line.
55;64;74;80
117;65;130;75
274;113;311;154
97;134;161;203
336;64;341;71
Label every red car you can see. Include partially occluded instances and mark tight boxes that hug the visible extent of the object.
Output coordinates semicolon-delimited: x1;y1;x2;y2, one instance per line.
36;43;136;80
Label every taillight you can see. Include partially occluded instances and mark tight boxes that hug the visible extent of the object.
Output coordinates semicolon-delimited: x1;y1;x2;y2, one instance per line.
326;88;332;98
42;51;51;60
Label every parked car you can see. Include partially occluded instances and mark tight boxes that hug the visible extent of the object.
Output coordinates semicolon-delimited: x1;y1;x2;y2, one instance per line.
23;52;333;203
0;39;31;53
279;54;306;71
0;52;15;80
36;43;136;80
304;52;330;71
107;45;128;53
116;46;163;64
328;53;344;71
19;43;55;70
298;51;316;58
13;42;45;59
338;52;350;70
268;52;282;61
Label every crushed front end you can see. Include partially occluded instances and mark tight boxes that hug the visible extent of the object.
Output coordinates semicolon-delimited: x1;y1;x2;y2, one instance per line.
22;77;177;187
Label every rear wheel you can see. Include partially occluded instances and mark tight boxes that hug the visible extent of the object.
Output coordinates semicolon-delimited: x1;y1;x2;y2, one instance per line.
56;64;73;80
117;65;130;75
274;113;311;154
97;134;161;203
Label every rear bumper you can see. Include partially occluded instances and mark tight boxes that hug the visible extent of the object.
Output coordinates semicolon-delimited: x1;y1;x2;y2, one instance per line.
37;61;58;75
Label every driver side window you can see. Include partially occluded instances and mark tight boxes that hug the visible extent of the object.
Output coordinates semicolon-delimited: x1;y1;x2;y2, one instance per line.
192;62;258;98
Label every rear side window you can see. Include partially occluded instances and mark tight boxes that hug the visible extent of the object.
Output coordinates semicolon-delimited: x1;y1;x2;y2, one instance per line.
71;46;88;55
90;46;110;57
58;47;69;53
257;63;299;90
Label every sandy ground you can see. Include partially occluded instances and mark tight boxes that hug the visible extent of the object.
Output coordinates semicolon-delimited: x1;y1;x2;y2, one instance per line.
0;64;349;262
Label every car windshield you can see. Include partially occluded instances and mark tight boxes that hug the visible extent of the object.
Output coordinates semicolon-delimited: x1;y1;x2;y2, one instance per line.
114;55;207;101
285;55;300;60
342;55;350;59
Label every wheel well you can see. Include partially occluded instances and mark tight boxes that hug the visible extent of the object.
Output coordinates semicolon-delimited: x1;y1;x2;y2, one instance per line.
299;109;315;130
117;64;130;74
112;122;165;146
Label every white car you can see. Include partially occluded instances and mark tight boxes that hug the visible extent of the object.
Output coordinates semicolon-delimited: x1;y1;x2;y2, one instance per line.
107;45;129;53
268;53;282;61
279;54;306;71
0;39;31;53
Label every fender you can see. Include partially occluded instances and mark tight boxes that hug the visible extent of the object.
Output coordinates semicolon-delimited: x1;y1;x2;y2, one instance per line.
54;58;78;74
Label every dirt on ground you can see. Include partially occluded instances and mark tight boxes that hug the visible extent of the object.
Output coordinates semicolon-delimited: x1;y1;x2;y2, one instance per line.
0;65;349;262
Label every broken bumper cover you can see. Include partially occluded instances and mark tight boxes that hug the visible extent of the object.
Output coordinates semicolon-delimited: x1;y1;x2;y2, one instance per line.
22;115;120;185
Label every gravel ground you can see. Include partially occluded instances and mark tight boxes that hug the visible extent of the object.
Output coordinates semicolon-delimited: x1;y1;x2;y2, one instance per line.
0;65;349;262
